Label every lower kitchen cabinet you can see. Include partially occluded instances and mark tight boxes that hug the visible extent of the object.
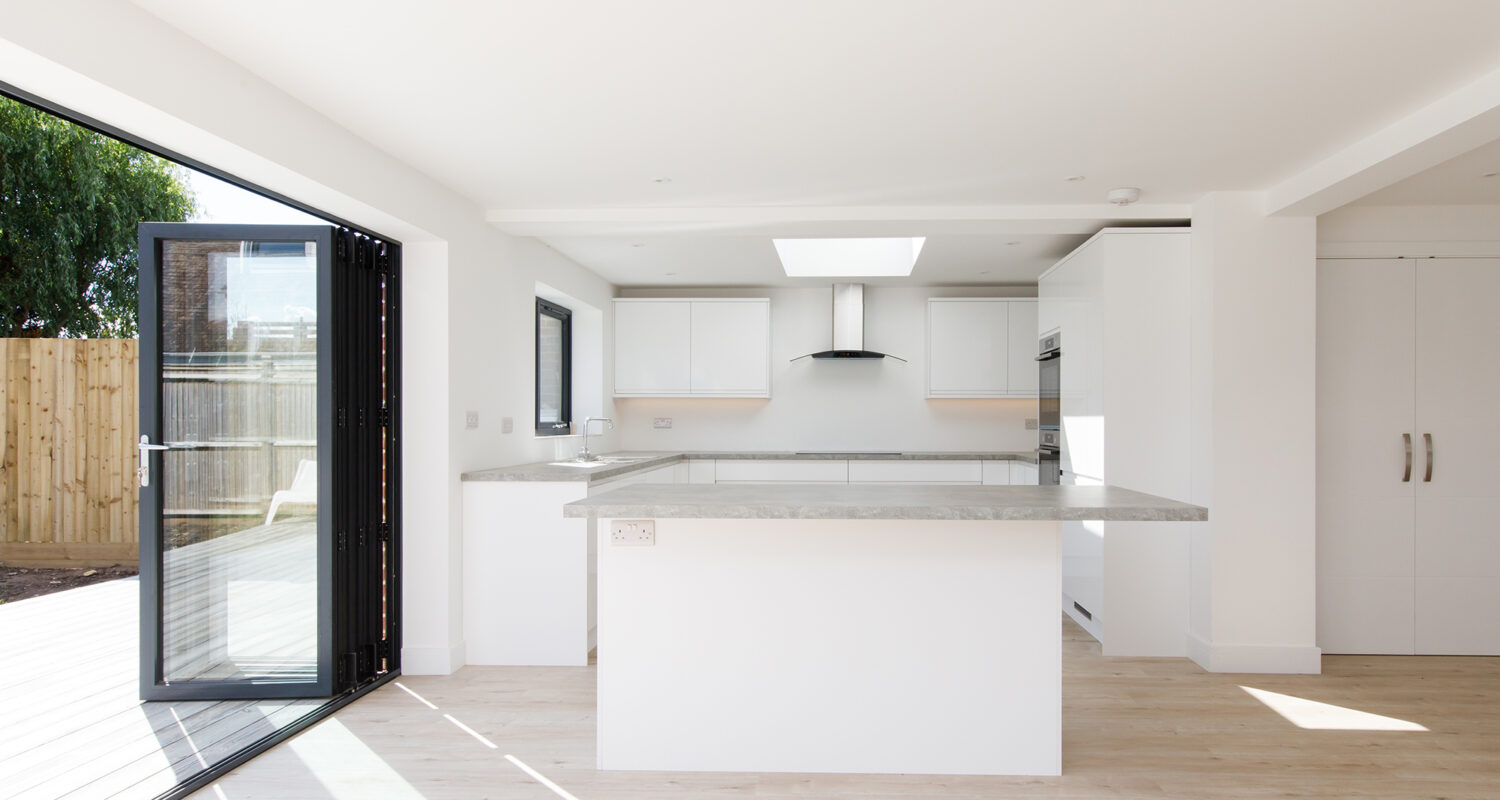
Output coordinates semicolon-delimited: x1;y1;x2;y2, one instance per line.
712;459;848;483
847;460;981;484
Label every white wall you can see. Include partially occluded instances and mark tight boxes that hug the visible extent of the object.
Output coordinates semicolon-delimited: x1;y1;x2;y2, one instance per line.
0;2;616;674
1318;203;1500;254
1189;192;1320;673
613;286;1039;453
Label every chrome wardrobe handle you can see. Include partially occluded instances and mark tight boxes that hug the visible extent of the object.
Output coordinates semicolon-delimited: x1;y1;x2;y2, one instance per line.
1402;433;1412;483
1424;433;1434;483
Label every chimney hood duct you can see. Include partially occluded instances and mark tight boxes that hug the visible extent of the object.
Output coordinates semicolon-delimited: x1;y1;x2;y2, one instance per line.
793;283;907;362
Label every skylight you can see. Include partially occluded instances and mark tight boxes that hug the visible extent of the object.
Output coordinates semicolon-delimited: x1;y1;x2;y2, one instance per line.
773;237;925;277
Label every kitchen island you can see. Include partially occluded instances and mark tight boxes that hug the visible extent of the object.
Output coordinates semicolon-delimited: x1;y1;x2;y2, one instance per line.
564;483;1205;776
461;451;1037;666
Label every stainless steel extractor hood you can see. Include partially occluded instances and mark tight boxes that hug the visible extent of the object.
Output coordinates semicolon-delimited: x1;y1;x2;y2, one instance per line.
793;283;906;362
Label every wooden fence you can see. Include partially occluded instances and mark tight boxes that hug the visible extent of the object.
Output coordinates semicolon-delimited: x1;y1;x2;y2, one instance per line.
1;339;139;567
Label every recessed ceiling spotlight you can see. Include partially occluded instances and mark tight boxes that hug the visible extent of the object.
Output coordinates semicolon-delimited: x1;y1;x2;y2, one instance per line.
665;272;676;276
630;243;645;248
1063;175;1086;182
1482;171;1499;178
1005;240;1021;246
979;270;991;275
651;177;672;183
1107;187;1142;205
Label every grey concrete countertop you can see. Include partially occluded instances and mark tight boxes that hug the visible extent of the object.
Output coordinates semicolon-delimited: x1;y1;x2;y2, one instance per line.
461;450;1038;483
561;483;1207;522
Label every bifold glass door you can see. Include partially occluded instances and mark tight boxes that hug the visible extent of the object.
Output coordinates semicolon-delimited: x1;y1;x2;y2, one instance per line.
138;223;399;700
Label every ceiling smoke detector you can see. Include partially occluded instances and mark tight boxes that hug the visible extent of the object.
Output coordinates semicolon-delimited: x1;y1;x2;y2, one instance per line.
1107;187;1141;205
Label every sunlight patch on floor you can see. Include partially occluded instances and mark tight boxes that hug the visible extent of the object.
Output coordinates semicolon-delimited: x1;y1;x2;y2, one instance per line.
505;754;583;800
282;719;426;799
1240;686;1428;731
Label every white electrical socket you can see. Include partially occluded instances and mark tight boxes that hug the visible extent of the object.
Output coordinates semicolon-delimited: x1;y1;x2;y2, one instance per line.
653;417;673;429
501;416;514;434
1025;418;1039;430
610;520;655;545
465;411;479;429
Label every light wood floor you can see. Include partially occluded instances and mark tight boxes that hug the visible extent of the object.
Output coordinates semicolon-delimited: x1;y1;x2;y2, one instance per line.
196;616;1500;799
0;526;326;800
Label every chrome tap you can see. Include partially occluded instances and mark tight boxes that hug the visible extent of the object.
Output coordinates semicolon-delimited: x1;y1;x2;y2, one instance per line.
577;417;613;462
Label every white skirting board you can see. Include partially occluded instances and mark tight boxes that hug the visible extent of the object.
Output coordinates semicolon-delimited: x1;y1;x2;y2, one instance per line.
1187;633;1322;674
400;642;466;676
597;517;1063;776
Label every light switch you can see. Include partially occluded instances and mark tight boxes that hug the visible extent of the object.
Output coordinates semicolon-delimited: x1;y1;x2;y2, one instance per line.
1025;418;1039;430
501;416;514;434
465;411;479;429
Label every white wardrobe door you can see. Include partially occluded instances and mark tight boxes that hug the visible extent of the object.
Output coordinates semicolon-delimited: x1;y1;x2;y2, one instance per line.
1414;259;1500;655
1315;259;1416;654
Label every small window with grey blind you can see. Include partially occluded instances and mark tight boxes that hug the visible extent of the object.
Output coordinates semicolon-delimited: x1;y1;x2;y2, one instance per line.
536;299;572;436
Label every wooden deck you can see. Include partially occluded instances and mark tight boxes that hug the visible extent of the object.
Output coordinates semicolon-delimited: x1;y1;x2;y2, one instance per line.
0;520;328;800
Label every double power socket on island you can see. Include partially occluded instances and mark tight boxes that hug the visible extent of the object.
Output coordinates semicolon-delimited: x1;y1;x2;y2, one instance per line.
610;520;655;546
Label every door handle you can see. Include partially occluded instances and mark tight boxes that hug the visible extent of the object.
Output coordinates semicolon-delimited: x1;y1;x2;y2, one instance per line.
1423;433;1433;483
1402;433;1412;483
137;435;170;488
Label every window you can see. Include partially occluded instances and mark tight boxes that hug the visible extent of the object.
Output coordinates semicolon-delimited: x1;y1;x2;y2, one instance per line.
536;298;572;435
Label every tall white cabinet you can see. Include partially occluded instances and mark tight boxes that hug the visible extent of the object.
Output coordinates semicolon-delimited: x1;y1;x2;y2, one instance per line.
1039;228;1192;657
1317;258;1500;655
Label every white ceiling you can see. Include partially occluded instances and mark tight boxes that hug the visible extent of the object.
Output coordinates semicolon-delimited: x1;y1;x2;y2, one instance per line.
133;0;1500;285
544;231;1100;287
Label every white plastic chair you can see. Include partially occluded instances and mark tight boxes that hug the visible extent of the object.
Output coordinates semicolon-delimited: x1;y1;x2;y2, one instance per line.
265;459;318;525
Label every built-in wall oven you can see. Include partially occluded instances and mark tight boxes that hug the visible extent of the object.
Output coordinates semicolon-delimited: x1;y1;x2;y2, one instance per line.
1037;430;1061;485
1036;331;1062;485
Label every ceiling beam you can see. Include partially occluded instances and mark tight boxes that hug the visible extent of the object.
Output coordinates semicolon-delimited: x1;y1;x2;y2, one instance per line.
485;204;1193;238
1263;62;1500;217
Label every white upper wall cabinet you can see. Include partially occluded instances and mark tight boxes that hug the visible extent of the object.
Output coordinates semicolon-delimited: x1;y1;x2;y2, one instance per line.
614;300;693;395
689;300;771;396
614;298;770;398
926;298;1038;398
1007;299;1040;396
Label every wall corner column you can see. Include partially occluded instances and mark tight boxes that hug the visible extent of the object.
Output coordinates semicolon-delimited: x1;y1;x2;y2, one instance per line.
1188;192;1321;673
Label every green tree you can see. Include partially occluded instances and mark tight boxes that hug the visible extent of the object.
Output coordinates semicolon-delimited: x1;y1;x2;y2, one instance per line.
0;96;195;338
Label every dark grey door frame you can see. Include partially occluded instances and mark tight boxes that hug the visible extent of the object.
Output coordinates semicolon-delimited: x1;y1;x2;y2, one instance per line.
137;223;337;700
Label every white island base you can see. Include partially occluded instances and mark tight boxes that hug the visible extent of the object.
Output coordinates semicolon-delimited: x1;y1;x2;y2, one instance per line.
597;517;1061;776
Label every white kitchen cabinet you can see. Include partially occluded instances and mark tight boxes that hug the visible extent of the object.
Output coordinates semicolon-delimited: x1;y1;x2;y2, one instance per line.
686;459;717;484
1318;258;1500;655
614;300;692;395
1007;299;1039;395
689;300;770;396
847;460;981;484
926;298;1038;398
1038;229;1192;657
713;459;848;483
463;460;686;667
1010;461;1038;486
614;298;770;398
981;461;1012;485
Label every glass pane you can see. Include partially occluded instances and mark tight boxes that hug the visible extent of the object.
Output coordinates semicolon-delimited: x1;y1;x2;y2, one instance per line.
159;239;318;685
538;313;564;423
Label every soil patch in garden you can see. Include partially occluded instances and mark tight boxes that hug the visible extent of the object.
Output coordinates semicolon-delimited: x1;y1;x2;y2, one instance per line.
0;563;138;604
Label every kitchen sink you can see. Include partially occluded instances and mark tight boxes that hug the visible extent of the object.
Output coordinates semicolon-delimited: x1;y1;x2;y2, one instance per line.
547;455;655;468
